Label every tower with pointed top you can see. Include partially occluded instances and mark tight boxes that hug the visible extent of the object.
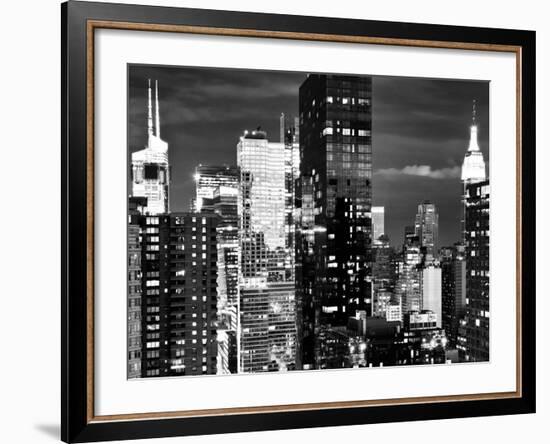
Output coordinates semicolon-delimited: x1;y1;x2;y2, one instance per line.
131;79;170;215
460;100;486;242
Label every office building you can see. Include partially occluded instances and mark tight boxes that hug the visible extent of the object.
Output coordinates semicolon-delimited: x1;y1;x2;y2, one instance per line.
441;245;466;347
372;235;396;289
421;260;442;328
372;206;385;243
191;165;240;373
395;239;422;315
131;80;170;215
415;201;439;258
194;165;239;212
212;183;240;374
385;303;402;323
298;74;373;368
462;180;490;362
404;310;438;331
237;130;296;373
374;288;393;318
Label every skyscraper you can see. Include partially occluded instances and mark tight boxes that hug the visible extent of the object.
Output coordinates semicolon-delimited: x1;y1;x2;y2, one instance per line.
462;180;490;362
131;80;170;215
194;165;239;212
298;74;373;368
461;100;487;242
139;213;170;377
421;260;442;328
395;239;422;315
212;180;240;374
138;212;220;377
441;245;466;347
237;130;296;373
414;201;439;258
127;196;147;378
372;206;385;243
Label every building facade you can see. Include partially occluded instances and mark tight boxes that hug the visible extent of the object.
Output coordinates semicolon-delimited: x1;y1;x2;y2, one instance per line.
298;74;373;369
127;197;147;378
372;206;385;243
414;201;439;258
237;130;297;373
395;239;422;316
194;165;239;212
441;245;466;347
192;165;240;374
212;183;240;374
420;260;442;328
462;180;490;362
138;212;219;377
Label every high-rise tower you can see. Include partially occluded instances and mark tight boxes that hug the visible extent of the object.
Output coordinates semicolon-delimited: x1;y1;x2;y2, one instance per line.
461;100;486;241
414;201;439;258
298;74;373;369
461;180;490;362
131;79;170;215
237;130;297;373
372;206;385;243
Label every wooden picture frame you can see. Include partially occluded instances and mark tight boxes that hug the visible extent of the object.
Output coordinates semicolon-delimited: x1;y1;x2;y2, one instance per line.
62;1;536;442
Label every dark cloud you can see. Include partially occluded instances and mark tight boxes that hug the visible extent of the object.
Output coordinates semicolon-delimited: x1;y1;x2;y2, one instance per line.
128;65;489;248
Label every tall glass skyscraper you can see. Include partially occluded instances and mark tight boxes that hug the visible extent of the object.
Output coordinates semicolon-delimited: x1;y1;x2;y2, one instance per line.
237;130;297;373
298;74;373;368
414;201;439;258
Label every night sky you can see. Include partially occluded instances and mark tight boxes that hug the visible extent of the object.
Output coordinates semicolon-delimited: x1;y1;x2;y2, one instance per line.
128;65;489;249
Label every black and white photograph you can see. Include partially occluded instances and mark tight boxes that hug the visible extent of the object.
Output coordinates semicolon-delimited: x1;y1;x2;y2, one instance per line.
127;64;490;379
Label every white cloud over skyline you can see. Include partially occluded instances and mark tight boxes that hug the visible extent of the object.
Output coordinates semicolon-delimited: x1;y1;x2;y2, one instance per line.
375;164;462;179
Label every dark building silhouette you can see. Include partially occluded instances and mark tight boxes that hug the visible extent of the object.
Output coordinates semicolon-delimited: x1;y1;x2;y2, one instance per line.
297;74;373;369
461;180;490;362
139;212;219;377
441;245;466;348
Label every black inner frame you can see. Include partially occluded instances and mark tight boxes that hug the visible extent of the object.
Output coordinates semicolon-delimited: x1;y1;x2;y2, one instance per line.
61;1;536;442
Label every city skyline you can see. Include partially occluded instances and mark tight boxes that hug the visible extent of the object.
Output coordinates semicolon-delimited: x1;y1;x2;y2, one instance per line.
127;66;489;378
128;65;489;248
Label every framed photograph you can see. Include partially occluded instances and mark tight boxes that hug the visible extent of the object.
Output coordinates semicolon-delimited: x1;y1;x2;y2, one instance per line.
61;1;536;442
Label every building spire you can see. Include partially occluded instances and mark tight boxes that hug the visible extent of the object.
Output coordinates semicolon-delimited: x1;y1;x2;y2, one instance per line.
467;99;480;152
155;80;160;138
147;79;153;137
461;98;486;182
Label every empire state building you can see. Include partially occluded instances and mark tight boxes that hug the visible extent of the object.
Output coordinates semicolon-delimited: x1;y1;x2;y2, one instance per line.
460;100;486;241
